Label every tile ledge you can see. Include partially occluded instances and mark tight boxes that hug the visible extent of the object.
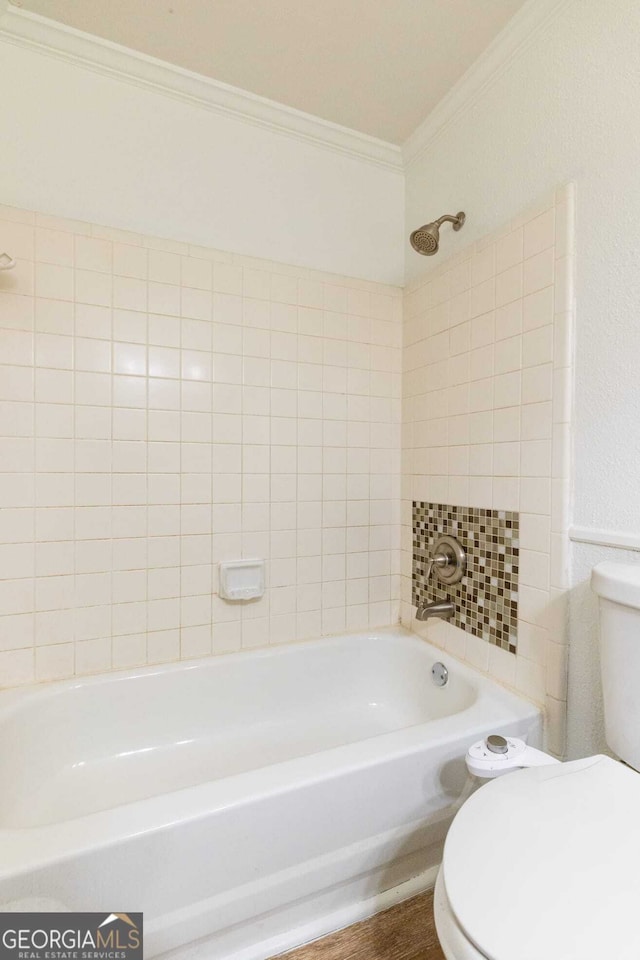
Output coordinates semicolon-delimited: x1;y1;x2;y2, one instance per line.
569;526;640;553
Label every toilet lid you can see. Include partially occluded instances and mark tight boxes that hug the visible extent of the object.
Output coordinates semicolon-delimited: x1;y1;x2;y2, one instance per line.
443;755;640;960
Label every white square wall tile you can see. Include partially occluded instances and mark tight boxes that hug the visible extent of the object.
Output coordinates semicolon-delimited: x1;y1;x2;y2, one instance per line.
493;407;520;442
522;363;553;404
521;439;552;477
494;336;521;375
75;236;112;273
523;209;555;259
470;279;495;319
495;228;523;274
495;265;523;307
521;402;552;441
522;326;553;367
36;642;74;681
471;245;495;286
523;248;555;296
36;263;73;301
0;648;34;685
493;371;521;409
35;228;72;266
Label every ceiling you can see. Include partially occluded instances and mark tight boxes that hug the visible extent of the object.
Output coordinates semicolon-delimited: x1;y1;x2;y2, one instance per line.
16;0;527;144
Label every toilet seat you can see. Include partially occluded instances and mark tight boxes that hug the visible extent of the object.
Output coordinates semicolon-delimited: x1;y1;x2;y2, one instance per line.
440;754;640;960
434;870;487;960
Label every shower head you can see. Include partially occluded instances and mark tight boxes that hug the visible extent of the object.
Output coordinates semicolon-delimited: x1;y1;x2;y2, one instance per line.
410;211;466;256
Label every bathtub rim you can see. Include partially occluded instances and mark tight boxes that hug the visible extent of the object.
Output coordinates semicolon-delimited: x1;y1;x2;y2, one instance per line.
0;625;531;714
0;626;541;881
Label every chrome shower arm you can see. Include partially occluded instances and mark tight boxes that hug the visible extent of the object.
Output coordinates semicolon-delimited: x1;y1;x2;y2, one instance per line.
435;213;465;230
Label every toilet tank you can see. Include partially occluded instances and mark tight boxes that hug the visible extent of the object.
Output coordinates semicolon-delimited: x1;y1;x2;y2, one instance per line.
592;562;640;771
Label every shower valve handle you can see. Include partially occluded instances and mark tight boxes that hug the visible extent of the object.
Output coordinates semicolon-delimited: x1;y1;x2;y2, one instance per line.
424;552;448;580
422;535;466;586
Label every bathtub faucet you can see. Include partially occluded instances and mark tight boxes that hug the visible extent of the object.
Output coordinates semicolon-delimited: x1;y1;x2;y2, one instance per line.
416;600;455;621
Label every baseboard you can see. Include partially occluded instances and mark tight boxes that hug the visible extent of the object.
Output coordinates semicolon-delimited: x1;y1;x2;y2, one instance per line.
226;866;440;960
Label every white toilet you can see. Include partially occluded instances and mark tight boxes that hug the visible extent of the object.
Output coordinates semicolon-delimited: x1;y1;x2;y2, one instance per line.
434;561;640;960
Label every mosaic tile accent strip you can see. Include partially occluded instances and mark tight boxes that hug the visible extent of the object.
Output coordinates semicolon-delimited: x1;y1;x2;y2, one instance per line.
412;502;519;653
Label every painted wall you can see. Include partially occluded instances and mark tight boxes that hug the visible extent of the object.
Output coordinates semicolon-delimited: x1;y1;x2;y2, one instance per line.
0;202;401;686
0;34;404;285
404;0;640;757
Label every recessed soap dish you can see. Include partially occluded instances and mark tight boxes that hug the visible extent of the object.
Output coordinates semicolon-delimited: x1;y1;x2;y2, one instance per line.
219;559;265;601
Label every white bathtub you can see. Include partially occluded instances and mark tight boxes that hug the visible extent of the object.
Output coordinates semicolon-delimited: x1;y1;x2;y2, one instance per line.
0;627;540;959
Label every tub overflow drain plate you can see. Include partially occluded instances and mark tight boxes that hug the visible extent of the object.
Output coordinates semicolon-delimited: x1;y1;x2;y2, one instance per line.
432;662;448;687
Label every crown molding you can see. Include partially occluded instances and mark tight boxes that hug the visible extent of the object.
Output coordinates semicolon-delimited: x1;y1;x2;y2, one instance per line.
0;3;403;173
0;0;574;174
402;0;574;168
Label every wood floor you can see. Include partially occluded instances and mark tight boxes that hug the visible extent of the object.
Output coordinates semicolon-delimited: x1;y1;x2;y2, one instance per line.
275;891;446;960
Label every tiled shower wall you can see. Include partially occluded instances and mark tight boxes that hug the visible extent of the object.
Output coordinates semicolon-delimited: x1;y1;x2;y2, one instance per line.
0;203;401;686
401;185;574;756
